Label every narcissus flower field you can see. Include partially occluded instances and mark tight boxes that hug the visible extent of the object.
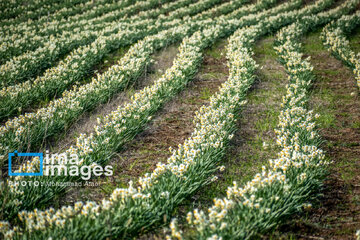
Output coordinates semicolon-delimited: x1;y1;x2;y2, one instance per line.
0;0;359;239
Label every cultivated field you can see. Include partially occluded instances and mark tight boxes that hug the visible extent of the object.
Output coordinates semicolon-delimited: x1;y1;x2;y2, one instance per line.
0;0;359;239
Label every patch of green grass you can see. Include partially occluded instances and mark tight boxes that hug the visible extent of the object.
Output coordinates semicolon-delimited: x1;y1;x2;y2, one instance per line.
317;87;335;102
336;157;358;183
314;68;343;76
254;36;278;58
206;39;226;59
316;113;337;128
303;30;324;54
351;121;360;129
199;87;212;100
254;109;279;132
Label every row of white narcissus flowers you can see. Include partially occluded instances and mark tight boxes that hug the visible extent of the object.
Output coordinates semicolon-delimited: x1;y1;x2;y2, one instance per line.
0;0;202;67
0;0;151;62
0;0;283;178
0;0;325;230
0;20;206;222
0;0;231;119
0;0;299;221
0;0;217;88
0;23;256;239
0;0;90;24
167;13;332;240
0;18;179;121
0;0;309;163
0;0;129;31
321;11;360;89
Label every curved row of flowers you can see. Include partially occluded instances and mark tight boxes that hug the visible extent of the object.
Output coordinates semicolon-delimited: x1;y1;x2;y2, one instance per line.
0;16;154;87
0;0;169;62
0;21;166;120
0;0;90;23
0;0;206;87
0;17;213;221
321;11;360;89
167;0;359;239
0;0;282;163
167;25;263;240
0;0;178;64
0;0;165;37
0;17;253;239
0;0;287;223
0;0;302;232
0;0;130;28
0;0;332;238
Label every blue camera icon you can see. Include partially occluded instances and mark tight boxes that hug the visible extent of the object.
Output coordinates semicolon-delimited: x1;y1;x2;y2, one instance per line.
8;151;43;176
